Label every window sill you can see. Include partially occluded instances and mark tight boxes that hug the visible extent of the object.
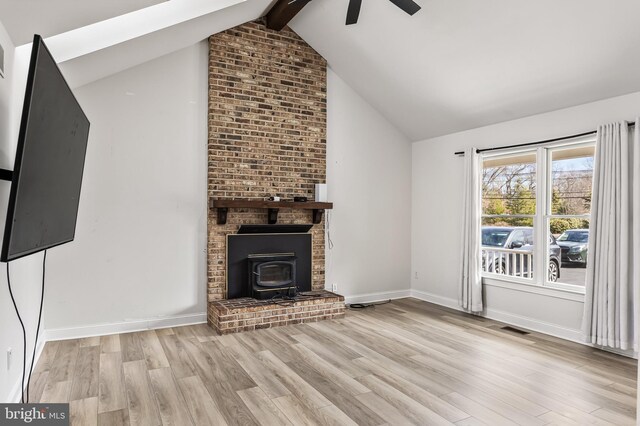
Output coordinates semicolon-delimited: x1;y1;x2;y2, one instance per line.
482;276;585;302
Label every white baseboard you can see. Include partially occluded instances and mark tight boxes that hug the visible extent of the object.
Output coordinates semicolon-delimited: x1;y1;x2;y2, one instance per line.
7;335;47;403
482;307;583;343
410;289;460;310
409;289;584;344
45;312;207;342
409;289;636;357
343;289;411;305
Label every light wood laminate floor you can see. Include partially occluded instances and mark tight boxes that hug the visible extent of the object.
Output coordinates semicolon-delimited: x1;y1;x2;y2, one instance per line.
31;298;637;425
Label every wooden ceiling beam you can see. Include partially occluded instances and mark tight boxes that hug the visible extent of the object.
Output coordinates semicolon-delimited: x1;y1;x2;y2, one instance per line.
265;0;312;31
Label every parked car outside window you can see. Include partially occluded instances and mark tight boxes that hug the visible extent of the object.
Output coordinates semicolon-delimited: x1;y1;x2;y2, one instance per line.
556;229;589;267
481;226;561;282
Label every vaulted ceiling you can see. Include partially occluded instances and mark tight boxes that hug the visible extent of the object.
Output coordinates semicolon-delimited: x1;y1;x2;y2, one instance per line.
3;0;640;141
290;0;640;140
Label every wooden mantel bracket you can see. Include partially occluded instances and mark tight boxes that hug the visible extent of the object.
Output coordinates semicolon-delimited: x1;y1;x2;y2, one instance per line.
210;199;333;225
216;207;228;225
265;0;312;31
267;208;279;225
312;209;324;224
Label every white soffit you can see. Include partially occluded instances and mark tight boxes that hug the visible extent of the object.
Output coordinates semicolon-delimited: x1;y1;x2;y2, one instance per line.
48;0;245;63
43;0;275;88
0;0;167;46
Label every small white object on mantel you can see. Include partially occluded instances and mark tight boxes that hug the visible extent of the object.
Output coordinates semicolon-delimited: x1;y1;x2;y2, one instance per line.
315;184;327;202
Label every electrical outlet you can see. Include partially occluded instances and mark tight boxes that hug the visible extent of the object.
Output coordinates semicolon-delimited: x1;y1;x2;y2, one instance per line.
6;348;12;370
332;283;338;292
414;271;419;279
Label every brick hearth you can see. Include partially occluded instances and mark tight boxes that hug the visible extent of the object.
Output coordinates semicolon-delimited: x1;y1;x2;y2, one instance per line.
208;291;345;335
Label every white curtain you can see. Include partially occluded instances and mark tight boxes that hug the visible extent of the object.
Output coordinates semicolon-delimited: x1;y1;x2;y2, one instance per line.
459;147;483;313
582;120;640;351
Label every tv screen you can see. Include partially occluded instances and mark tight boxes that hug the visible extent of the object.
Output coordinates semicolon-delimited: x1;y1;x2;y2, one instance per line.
1;35;90;262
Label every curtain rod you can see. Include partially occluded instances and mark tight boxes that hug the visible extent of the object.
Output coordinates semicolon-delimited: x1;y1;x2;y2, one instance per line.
454;121;636;156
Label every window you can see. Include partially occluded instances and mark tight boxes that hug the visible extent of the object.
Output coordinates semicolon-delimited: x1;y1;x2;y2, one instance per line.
481;151;536;281
546;144;594;289
480;137;595;292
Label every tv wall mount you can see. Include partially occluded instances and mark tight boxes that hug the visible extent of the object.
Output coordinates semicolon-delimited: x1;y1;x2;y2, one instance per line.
0;168;13;181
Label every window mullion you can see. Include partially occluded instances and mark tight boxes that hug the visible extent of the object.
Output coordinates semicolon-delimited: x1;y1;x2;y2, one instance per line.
535;146;546;286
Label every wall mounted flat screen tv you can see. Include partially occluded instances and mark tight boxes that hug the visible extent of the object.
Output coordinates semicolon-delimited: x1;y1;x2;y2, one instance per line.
1;34;90;262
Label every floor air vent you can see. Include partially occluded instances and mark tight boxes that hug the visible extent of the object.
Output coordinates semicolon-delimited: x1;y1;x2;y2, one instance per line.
501;326;530;335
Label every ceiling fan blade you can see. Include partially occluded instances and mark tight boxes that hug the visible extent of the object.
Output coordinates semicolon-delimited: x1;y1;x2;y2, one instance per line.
346;0;362;25
387;0;421;16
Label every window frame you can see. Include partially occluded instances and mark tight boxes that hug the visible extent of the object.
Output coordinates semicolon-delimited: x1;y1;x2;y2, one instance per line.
479;135;596;294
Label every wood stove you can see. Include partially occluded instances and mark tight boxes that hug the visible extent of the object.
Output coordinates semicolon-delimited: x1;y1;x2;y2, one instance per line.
226;229;312;300
248;253;297;300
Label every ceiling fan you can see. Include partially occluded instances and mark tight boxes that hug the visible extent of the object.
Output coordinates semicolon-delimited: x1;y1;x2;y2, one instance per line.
345;0;421;25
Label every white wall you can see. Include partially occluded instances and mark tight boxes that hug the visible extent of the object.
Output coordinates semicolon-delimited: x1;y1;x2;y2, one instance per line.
412;90;640;341
0;26;48;402
326;68;412;302
43;42;209;337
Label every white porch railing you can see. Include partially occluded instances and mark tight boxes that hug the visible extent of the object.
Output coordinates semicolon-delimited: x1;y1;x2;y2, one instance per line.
482;247;534;279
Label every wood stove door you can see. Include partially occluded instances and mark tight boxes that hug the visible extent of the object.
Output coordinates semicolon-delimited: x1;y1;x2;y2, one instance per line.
253;261;296;288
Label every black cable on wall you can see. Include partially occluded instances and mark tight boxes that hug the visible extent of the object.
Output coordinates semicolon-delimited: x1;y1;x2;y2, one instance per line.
6;249;47;403
6;262;27;403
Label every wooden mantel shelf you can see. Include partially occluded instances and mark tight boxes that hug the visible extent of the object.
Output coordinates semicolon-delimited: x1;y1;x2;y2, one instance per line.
210;199;333;225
